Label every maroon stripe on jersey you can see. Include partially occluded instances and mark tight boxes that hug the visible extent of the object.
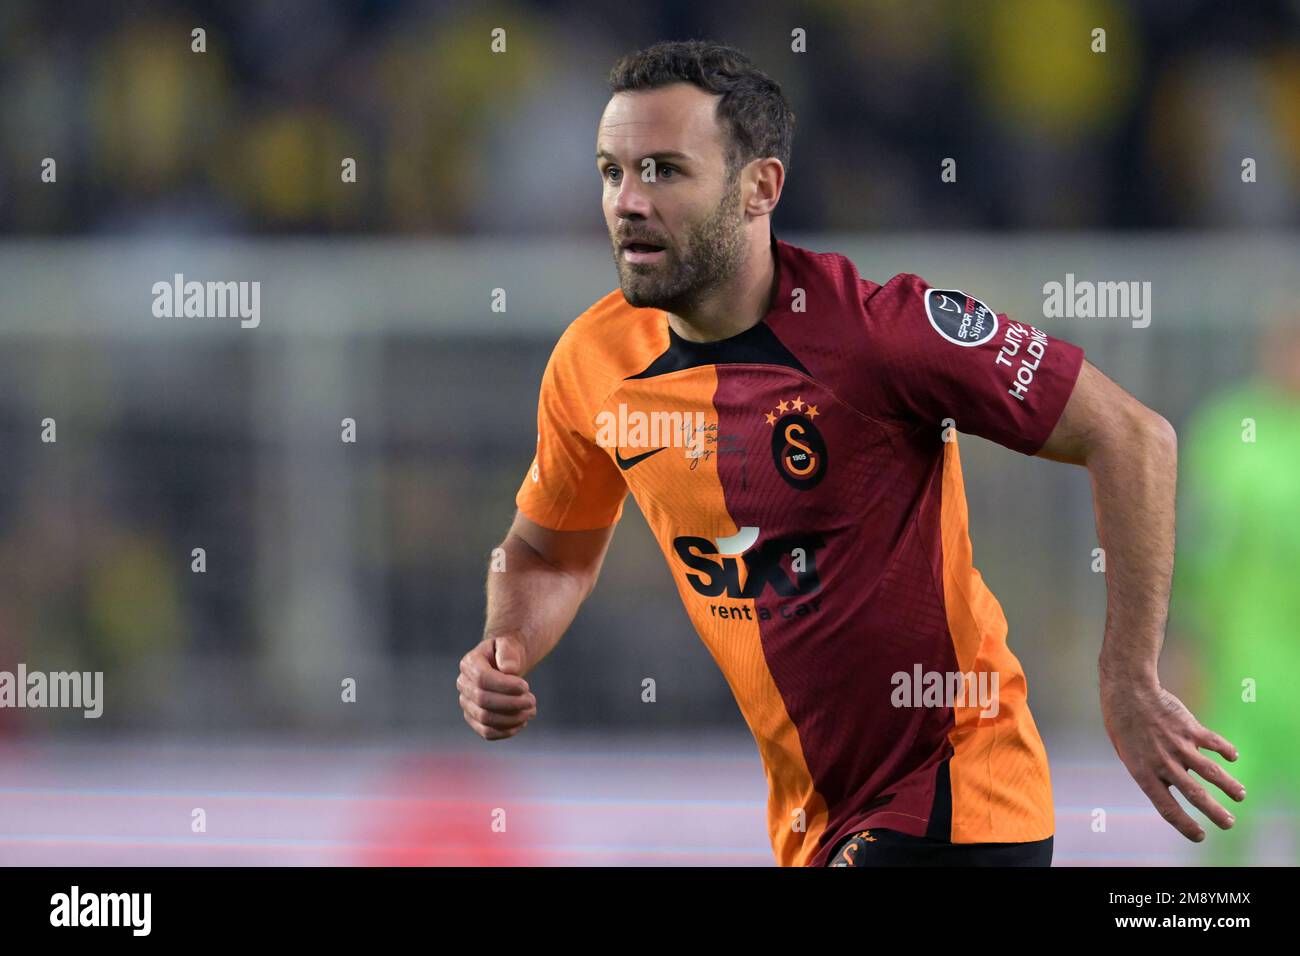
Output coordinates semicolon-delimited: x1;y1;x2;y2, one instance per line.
710;357;961;865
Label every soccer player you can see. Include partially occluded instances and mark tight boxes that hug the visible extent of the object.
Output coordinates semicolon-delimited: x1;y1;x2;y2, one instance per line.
458;40;1245;866
1173;315;1300;865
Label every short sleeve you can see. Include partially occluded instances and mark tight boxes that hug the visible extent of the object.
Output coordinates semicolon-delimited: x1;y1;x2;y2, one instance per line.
864;273;1085;455
515;331;629;531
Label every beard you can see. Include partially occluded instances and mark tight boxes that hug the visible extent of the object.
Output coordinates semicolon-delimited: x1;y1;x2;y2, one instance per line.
612;172;748;314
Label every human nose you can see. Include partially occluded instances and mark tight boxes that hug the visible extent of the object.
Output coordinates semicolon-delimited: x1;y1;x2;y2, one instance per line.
612;171;653;220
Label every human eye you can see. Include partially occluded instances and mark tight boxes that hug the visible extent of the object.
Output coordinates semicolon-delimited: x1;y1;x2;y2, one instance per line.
602;165;622;184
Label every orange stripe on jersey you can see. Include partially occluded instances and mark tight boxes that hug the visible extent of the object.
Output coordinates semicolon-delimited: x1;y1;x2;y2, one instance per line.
608;363;830;867
939;437;1054;843
515;291;667;531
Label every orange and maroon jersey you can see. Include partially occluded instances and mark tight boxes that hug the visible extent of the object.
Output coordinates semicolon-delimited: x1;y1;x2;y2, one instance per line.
515;232;1084;866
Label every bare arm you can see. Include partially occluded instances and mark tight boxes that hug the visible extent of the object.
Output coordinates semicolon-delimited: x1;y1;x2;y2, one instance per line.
1038;360;1245;840
1037;360;1179;689
458;510;616;740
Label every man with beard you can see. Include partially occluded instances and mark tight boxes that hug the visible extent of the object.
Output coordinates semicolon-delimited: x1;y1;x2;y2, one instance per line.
457;40;1244;867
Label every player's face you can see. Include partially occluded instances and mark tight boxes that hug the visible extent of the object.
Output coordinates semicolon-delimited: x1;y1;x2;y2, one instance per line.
597;84;748;312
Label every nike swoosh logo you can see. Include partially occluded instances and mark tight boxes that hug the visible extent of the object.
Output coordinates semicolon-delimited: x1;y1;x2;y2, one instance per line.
615;446;668;470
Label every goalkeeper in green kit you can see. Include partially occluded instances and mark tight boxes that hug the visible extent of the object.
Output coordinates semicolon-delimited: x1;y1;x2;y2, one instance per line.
1175;316;1300;864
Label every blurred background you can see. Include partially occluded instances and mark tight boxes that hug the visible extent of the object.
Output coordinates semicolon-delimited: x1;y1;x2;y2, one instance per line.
0;0;1297;865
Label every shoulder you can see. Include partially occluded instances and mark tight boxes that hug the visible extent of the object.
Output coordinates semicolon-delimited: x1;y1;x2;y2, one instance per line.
855;272;930;349
542;289;669;403
771;238;933;319
859;273;929;327
862;272;929;307
774;238;881;315
560;288;640;344
860;273;1006;350
555;288;667;366
861;272;977;322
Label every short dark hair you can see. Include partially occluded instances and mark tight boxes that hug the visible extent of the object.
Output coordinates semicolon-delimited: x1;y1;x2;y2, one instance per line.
608;40;795;178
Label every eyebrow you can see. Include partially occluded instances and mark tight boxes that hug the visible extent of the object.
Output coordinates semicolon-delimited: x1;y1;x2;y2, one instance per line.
596;149;693;164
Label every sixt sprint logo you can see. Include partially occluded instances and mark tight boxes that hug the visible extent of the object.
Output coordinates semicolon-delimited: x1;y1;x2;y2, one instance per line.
676;530;826;606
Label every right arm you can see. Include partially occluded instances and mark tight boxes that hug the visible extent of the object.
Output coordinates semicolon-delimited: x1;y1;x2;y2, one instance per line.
457;510;616;740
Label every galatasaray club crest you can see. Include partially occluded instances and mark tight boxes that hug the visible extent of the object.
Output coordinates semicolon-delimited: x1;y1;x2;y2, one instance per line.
765;396;826;490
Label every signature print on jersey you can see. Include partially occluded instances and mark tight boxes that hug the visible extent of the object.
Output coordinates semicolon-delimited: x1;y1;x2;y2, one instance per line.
765;396;826;489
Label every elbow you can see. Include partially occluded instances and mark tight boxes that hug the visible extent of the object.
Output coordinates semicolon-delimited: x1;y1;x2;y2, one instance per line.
578;570;602;603
508;530;601;601
1142;410;1177;457
1112;407;1176;466
1086;405;1175;468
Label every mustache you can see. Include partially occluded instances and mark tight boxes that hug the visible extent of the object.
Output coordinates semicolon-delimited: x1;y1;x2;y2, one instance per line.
616;233;671;248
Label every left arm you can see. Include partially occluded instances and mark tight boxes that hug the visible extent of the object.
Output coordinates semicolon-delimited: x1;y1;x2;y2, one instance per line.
1037;360;1245;841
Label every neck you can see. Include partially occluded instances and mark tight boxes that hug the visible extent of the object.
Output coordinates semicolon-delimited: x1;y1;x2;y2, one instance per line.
668;226;777;343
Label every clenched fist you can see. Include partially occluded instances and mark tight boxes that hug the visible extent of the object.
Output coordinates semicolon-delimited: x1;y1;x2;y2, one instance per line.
457;635;537;740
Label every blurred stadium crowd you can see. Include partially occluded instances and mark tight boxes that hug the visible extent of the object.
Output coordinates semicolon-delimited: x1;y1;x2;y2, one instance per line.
1;0;1299;235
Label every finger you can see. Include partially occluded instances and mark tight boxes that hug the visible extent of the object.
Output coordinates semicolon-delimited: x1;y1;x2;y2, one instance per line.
461;694;536;730
1186;750;1246;803
1138;774;1205;842
456;676;537;714
460;652;531;695
456;671;534;708
462;708;524;741
1194;726;1240;763
493;638;526;677
461;695;532;730
1167;764;1236;831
